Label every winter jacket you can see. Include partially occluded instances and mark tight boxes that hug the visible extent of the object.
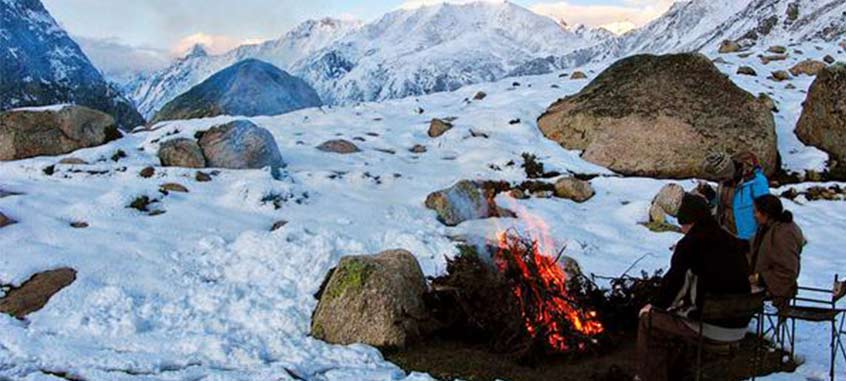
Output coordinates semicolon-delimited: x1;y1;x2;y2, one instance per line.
750;221;805;310
732;168;770;240
655;219;752;329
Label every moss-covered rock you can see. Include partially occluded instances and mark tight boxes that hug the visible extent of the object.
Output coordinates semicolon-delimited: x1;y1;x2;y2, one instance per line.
311;249;428;348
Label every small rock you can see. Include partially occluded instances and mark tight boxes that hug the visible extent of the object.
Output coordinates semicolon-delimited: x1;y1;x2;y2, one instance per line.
570;71;588;80
160;183;189;193
271;220;288;231
737;66;758;76
195;171;212;182
158;138;206;168
789;59;827;76
550;84;560;89
469;129;489;139
509;119;521;125
558;72;569;78
428;118;454;138
409;144;427;154
148;210;166;217
58;157;88;165
760;54;789;65
718;40;741;54
785;83;797;90
0;212;15;228
509;188;529;199
768;45;787;54
553;178;595;203
375;148;396;155
0;268;76;318
712;57;729;64
512;82;521;87
70;221;88;228
472;91;487;100
771;70;791;82
316;139;361;154
824;55;835;64
139;166;155;178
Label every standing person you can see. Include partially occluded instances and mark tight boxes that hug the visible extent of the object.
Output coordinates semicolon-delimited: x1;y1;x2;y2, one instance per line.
749;195;805;311
636;194;752;381
701;151;770;240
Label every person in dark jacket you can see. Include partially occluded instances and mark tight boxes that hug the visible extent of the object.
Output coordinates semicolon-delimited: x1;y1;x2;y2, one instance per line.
749;194;805;311
636;194;752;381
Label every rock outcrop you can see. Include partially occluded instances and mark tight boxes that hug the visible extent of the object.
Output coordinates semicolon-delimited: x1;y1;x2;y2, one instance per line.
0;105;120;161
537;53;777;180
311;249;428;348
796;64;846;170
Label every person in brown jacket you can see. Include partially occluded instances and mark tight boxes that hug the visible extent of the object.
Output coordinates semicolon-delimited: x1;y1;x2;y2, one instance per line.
749;194;806;310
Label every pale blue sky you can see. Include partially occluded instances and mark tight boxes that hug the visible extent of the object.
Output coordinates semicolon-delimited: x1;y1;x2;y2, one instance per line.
42;0;674;55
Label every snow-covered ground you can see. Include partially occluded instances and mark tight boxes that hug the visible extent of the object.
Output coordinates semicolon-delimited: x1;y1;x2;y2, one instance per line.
1;44;844;380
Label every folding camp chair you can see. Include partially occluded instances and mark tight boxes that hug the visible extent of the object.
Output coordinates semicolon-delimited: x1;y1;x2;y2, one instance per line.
778;275;846;381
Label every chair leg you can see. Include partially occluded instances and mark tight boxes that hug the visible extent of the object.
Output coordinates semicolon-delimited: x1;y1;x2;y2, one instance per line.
696;326;704;381
832;318;836;381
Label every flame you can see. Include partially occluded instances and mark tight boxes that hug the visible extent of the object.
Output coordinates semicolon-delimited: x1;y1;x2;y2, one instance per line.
493;198;603;352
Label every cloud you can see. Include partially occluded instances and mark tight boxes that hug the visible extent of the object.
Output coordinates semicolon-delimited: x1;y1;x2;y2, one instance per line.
75;36;173;80
398;0;502;10
529;0;675;34
171;33;267;56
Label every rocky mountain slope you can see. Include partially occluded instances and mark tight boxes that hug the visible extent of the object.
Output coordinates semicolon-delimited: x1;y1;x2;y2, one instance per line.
152;59;322;123
0;0;144;129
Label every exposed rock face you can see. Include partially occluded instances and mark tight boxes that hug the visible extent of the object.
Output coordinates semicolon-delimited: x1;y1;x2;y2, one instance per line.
158;138;206;168
537;53;778;180
198;120;285;170
0;106;120;161
796;64;846;166
553;178;595;202
152;59;322;123
0;268;76;318
316;139;360;154
428;118;453;138
789;60;827;76
311;249;428;348
425;180;508;226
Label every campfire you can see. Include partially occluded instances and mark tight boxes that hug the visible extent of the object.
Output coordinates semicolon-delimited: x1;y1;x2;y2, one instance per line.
494;230;603;353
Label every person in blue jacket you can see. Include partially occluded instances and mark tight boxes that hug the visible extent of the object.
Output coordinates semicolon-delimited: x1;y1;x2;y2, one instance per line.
701;151;770;240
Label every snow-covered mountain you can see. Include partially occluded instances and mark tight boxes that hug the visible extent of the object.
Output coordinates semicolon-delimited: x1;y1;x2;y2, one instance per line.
559;0;846;68
124;1;608;117
123;18;362;119
0;0;145;129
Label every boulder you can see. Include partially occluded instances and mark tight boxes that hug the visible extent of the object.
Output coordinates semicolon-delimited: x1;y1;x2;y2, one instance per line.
761;54;789;65
0;106;120;161
768;45;787;54
0;268;76;318
311;249;428;348
537;53;777;180
425;180;504;226
428;118;453;138
796;64;846;166
718;40;741;54
195;171;212;182
649;184;686;225
789;60;827;77
198;120;285;170
158;138;206;168
472;91;487;100
553;177;595;203
160;183;189;193
139;166;155;178
0;211;15;228
771;70;791;81
824;55;835;64
570;71;588;80
409;144;427;154
316;139;360;154
737;66;758;76
270;220;288;231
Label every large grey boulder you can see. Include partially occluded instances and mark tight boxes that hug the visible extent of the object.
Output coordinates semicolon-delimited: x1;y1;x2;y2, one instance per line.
158;138;206;168
0;106;120;161
0;268;76;319
796;64;846;172
537;53;777;181
425;180;509;226
198;120;284;171
311;249;428;348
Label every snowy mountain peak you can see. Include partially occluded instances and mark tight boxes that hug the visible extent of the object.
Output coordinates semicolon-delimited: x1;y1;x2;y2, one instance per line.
185;44;209;59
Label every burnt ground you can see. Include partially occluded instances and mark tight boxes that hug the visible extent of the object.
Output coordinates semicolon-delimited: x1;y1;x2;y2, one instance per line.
384;333;798;381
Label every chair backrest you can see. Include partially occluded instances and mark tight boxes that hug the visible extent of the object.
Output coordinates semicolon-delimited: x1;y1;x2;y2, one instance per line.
833;274;845;304
795;274;844;307
700;291;766;320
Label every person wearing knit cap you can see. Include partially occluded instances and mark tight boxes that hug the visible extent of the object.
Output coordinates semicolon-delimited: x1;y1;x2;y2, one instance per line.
636;193;752;381
701;151;770;240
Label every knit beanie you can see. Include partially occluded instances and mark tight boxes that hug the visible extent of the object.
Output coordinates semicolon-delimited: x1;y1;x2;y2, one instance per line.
702;151;735;181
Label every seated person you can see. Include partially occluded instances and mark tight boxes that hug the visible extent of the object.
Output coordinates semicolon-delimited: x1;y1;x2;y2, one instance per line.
636;194;752;381
749;194;805;311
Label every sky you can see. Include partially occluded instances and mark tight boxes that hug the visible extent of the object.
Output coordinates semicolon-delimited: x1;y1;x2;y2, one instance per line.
40;0;675;77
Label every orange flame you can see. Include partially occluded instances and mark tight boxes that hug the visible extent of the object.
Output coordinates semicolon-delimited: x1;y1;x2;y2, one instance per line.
493;199;603;352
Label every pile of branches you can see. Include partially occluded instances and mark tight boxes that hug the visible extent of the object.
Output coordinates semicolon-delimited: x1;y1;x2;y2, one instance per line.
426;241;664;362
